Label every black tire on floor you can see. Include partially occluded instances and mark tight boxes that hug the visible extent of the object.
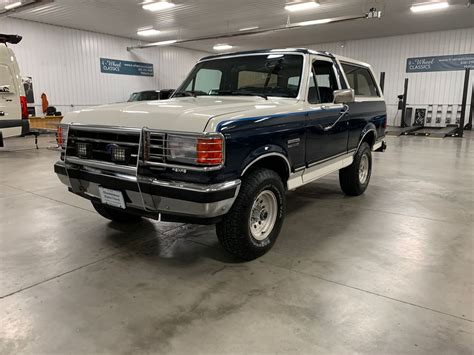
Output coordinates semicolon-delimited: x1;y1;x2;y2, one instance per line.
216;168;286;261
339;142;372;196
91;201;143;224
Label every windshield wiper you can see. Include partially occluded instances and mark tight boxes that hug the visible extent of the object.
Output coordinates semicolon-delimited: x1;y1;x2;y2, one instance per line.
216;90;268;100
173;90;197;98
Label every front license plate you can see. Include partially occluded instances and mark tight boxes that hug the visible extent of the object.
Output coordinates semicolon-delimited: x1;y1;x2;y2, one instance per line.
99;187;126;209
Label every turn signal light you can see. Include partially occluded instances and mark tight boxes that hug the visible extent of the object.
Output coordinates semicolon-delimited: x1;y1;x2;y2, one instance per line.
197;137;223;165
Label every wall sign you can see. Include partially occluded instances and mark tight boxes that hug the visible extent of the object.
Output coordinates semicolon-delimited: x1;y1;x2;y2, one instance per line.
100;58;154;77
406;54;474;73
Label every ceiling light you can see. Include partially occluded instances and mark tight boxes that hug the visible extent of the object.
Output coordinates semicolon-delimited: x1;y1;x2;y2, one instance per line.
142;1;175;12
213;44;233;51
152;39;178;46
285;1;320;12
4;1;22;10
298;18;332;26
239;26;259;31
410;2;449;12
137;28;161;37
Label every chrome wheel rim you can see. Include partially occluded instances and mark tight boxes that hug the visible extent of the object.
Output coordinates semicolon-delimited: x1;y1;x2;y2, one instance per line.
359;154;369;184
249;190;278;241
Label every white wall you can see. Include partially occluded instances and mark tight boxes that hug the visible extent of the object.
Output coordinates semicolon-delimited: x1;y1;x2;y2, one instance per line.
306;28;474;126
0;18;208;114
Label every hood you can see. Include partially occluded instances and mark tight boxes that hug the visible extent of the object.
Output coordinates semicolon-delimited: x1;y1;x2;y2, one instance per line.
62;96;300;133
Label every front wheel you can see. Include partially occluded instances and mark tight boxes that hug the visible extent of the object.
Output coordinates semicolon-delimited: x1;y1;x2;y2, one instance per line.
216;168;286;261
339;142;372;196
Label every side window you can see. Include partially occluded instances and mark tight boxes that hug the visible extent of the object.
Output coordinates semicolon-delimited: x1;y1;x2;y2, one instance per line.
312;60;339;104
186;68;222;94
342;63;379;97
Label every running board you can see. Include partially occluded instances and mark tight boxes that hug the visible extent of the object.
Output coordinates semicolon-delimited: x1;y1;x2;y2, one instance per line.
287;153;353;191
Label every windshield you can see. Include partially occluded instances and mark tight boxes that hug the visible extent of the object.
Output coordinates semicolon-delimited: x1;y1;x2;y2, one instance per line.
174;54;304;99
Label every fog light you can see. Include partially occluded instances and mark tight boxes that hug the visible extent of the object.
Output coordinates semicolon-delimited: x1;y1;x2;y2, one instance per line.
76;142;92;158
111;146;130;163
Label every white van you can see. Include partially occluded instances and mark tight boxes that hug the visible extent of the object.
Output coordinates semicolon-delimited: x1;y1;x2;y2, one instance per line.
0;34;28;146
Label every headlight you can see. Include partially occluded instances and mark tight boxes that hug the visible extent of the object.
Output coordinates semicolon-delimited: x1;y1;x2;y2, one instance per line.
57;124;69;149
168;135;198;164
167;134;224;166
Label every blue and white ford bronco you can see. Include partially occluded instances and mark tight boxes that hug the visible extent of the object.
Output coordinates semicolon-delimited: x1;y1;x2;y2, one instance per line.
54;48;387;260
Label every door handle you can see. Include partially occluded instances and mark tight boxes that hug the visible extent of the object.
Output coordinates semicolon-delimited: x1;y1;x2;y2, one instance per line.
0;111;5;116
323;104;349;132
5;99;12;102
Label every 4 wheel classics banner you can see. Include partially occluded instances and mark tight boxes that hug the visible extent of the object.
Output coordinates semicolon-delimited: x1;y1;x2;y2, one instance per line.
100;58;154;77
406;53;474;73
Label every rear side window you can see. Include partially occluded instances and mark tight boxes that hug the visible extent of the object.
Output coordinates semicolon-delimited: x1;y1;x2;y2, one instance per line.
342;63;379;97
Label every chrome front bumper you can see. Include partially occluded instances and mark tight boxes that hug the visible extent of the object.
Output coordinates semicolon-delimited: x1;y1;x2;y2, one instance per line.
54;161;241;220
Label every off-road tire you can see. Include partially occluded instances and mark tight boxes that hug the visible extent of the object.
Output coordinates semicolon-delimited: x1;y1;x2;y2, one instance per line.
216;168;286;261
92;201;143;224
339;142;372;196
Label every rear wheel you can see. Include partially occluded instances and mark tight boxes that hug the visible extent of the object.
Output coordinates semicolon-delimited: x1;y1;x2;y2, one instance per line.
216;168;286;261
91;201;143;224
339;142;372;196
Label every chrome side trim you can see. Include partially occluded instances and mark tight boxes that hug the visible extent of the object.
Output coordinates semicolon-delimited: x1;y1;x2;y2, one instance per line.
308;151;348;168
241;152;292;176
287;153;354;191
357;129;377;151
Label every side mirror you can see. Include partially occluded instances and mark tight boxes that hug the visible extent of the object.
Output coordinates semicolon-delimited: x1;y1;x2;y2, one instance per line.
333;89;355;104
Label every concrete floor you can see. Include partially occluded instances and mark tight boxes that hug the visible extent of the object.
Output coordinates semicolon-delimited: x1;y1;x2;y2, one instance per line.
0;133;473;354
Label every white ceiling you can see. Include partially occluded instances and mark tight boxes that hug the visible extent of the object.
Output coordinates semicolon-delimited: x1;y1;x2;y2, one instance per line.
3;0;474;53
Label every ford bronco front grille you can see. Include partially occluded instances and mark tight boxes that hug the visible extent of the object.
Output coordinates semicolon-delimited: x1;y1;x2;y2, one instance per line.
66;126;141;167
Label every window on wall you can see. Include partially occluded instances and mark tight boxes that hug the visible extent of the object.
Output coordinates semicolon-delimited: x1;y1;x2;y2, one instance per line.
341;63;379;97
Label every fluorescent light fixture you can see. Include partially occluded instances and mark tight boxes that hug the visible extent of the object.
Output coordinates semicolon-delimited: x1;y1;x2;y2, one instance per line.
152;39;178;46
410;2;449;12
142;1;175;11
298;18;332;26
239;26;259;31
5;1;22;10
285;1;320;12
213;44;233;51
137;28;161;36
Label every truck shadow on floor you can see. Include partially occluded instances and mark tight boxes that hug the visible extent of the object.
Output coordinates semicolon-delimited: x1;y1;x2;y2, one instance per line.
102;180;356;266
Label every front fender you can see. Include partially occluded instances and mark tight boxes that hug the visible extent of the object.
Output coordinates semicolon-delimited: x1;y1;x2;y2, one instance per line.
240;144;290;175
